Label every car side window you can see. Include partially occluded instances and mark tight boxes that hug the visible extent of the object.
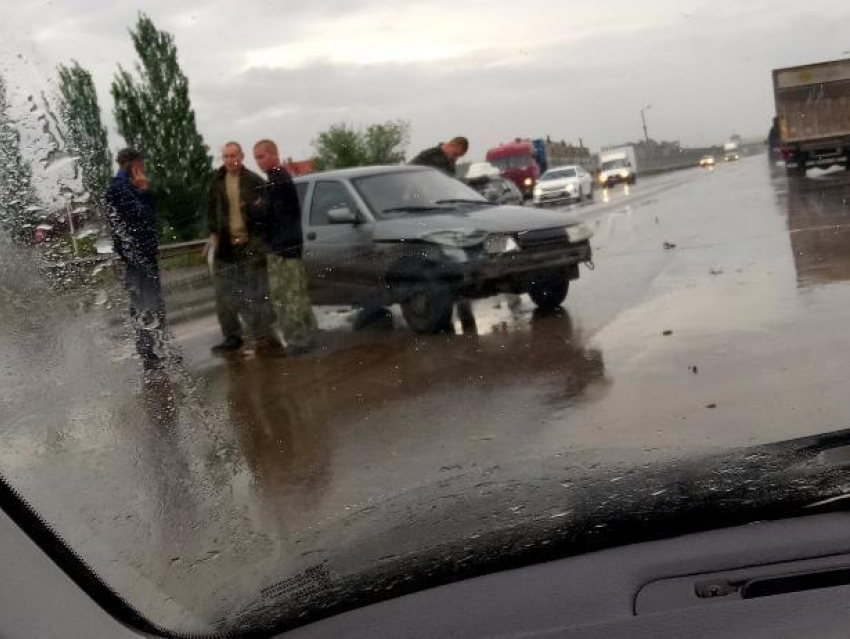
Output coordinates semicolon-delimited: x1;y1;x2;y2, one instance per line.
310;181;357;226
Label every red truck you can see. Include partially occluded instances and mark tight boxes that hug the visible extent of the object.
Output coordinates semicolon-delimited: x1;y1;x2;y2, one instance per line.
485;140;540;199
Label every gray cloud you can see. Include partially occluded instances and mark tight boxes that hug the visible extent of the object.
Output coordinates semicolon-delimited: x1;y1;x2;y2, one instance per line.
2;0;850;173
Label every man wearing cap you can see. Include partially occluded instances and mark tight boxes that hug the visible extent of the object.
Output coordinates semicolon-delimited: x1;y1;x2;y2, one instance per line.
206;142;282;356
105;148;165;371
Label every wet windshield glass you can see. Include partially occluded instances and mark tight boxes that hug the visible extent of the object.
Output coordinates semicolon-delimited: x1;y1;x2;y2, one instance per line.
601;160;627;170
2;2;850;637
542;169;577;180
354;169;486;217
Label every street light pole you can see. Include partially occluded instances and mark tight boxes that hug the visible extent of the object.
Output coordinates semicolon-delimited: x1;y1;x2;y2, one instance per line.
641;104;652;142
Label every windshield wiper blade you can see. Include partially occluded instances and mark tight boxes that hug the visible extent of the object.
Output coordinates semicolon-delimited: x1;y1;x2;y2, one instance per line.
382;205;453;214
435;199;495;206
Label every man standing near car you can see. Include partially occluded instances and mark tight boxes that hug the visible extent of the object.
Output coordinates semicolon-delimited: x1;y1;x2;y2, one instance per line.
410;137;469;176
105;148;165;371
206;142;282;356
253;139;317;355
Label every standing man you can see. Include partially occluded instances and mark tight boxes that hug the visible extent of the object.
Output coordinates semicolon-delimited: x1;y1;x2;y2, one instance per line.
207;142;282;356
253;139;317;355
105;148;165;371
410;137;469;176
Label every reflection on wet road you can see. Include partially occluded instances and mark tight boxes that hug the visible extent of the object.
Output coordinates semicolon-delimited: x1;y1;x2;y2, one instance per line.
4;157;850;633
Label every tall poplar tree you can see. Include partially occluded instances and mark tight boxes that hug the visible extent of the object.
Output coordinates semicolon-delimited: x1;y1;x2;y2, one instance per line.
57;61;111;213
111;13;211;240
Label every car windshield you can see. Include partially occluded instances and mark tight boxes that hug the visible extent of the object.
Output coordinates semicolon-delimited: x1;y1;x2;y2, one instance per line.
3;3;850;638
542;168;577;180
489;154;533;170
354;169;487;217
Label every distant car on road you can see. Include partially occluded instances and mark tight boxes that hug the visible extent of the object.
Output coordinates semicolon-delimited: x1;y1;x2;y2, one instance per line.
463;162;525;206
723;142;741;162
466;175;525;206
598;146;638;186
532;166;594;206
699;155;715;168
293;166;594;333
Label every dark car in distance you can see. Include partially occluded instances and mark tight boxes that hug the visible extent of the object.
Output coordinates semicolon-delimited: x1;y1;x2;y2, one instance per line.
293;166;594;333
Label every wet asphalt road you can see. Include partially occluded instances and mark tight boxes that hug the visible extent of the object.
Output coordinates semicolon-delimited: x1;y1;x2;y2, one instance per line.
4;155;850;633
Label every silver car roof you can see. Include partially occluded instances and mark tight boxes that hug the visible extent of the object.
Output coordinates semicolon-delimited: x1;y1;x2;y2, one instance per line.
292;165;436;183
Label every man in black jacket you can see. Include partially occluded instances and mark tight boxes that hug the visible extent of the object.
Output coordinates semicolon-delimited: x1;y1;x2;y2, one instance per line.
206;142;281;356
410;137;469;176
105;148;165;371
253;139;317;355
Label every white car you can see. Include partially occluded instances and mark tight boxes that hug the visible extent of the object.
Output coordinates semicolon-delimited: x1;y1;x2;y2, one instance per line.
533;165;594;206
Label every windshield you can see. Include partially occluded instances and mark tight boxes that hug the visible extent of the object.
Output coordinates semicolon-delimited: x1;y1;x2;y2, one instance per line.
3;3;850;638
354;169;487;217
489;154;533;170
542;168;577;180
601;159;628;170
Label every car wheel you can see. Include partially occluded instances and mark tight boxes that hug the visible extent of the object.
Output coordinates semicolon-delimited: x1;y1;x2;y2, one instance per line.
392;262;454;334
401;285;453;334
529;270;569;310
576;186;583;202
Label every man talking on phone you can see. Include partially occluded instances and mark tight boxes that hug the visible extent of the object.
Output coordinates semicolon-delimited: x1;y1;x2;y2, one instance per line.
105;148;166;372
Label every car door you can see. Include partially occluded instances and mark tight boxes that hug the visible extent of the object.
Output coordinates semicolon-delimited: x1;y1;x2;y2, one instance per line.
302;180;378;306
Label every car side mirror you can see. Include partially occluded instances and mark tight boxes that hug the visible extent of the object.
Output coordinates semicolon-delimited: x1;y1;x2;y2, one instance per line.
328;206;358;224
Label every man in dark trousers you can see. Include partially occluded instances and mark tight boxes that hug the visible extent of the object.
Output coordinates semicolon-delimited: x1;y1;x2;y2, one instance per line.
253;139;317;355
105;148;165;371
206;141;282;356
410;137;469;176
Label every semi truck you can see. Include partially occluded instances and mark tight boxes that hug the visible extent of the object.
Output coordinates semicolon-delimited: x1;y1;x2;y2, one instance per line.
773;58;850;177
485;140;540;199
598;146;637;187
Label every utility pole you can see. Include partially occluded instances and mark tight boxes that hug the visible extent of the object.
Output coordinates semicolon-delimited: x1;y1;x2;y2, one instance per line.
641;104;652;142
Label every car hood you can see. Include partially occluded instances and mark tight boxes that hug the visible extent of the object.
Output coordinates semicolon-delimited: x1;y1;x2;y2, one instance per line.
537;178;577;190
373;205;581;241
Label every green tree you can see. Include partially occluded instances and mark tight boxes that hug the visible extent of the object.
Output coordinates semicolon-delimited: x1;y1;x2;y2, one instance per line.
0;74;41;243
363;120;410;165
57;61;111;214
111;13;211;240
313;120;410;169
313;123;366;169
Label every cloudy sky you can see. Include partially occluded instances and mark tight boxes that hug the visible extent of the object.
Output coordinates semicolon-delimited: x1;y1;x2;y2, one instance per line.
2;0;850;171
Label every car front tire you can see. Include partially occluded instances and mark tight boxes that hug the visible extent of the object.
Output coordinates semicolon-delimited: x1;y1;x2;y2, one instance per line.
529;270;569;310
401;286;454;334
391;261;454;334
